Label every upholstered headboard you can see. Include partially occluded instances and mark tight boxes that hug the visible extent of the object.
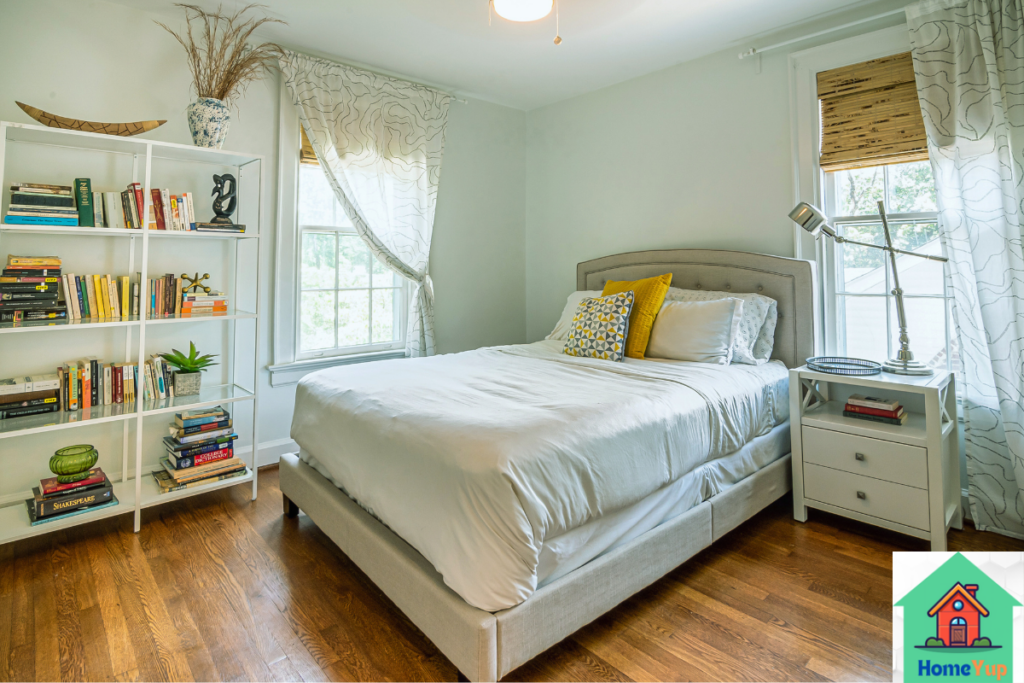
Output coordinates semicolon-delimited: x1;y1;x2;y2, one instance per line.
577;249;818;369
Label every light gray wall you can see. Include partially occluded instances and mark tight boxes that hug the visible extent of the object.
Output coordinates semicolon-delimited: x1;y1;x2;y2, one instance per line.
522;3;906;341
0;0;527;468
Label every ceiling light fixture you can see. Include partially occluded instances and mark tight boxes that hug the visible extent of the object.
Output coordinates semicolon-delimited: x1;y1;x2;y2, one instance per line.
490;0;562;44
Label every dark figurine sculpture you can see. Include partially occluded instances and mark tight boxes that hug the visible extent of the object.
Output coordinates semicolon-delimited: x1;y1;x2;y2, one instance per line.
211;173;237;224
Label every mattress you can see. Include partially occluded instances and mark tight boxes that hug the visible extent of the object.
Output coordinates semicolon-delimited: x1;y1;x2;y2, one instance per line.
292;339;789;611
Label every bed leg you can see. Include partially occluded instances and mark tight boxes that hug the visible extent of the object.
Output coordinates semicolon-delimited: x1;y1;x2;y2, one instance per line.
283;493;299;518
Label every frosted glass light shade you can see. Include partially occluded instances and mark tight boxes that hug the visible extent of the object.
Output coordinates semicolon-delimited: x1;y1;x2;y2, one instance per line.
492;0;553;22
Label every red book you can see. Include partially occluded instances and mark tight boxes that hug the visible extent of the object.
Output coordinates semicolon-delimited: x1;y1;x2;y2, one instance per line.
39;468;107;496
113;365;123;404
151;190;166;230
130;183;145;228
844;403;904;419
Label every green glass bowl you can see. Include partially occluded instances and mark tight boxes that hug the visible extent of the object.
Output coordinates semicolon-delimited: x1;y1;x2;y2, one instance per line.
49;445;99;483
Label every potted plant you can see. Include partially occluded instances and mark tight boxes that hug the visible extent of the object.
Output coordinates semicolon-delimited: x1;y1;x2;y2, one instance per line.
157;4;286;148
161;342;217;396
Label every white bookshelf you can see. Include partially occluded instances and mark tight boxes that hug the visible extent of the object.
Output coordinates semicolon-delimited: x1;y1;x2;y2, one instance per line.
0;121;262;541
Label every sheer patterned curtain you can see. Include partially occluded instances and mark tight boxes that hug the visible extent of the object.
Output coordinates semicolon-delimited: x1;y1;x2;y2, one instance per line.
908;0;1024;538
280;50;450;357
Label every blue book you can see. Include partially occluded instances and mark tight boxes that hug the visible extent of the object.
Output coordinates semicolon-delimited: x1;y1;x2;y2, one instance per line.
4;215;79;226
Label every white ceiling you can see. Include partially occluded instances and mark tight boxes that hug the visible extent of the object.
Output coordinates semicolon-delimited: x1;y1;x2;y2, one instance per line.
125;0;887;110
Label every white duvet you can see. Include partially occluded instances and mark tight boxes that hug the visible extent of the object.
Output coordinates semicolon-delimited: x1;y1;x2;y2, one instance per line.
291;340;789;611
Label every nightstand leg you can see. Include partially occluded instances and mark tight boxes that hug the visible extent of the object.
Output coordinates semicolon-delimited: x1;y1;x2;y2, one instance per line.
794;499;808;522
930;529;947;552
951;503;964;531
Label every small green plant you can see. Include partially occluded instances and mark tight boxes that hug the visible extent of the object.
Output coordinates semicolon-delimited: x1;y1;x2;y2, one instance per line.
925;637;945;647
161;341;217;374
971;637;991;647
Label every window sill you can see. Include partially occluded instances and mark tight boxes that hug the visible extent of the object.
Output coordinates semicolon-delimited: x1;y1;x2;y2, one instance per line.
268;350;406;387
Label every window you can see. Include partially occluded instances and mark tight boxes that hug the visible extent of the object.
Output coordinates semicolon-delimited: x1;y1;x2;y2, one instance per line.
822;160;957;372
297;163;407;359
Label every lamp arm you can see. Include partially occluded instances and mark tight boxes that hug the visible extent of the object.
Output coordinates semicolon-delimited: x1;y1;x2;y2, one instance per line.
831;236;949;263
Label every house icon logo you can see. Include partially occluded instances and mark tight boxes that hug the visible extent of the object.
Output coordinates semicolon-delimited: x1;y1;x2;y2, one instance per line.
895;553;1021;681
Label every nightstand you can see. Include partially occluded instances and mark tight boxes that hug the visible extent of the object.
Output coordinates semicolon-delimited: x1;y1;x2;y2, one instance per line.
789;366;961;551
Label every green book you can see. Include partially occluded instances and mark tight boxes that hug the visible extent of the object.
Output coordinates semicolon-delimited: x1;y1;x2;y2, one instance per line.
74;178;94;227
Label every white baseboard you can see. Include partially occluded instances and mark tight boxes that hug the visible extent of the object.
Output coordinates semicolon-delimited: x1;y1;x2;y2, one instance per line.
235;437;298;468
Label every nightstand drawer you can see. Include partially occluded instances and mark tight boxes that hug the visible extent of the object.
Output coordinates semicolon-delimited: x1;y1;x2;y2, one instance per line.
804;464;930;531
802;426;927;489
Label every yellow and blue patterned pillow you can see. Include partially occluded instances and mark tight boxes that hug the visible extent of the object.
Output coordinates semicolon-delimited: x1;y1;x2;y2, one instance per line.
562;291;635;362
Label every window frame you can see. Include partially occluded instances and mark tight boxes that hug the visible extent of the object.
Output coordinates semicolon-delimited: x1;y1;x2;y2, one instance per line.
294;220;409;362
270;81;407;387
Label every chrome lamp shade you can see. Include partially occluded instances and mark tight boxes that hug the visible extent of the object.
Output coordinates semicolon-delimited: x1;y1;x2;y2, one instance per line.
790;200;948;376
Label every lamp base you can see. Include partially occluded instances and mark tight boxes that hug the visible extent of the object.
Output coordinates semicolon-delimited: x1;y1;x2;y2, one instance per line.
882;358;934;376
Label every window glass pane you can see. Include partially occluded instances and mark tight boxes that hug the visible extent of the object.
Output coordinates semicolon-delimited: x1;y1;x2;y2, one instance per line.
298;164;352;227
840;295;889;361
839;223;887;294
891;297;948;371
300;291;335;351
338;235;371;288
834;167;885;216
301;232;336;290
887;161;937;213
891;223;944;295
372;289;398;343
338;290;370;347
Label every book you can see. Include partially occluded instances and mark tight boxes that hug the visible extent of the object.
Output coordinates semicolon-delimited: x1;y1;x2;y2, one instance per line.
0;394;58;409
8;256;61;267
167;446;234;469
843;410;909;426
10;193;75;208
3;216;79;225
844;403;905;419
175;407;229;427
63;274;80;319
169;419;232;438
25;495;118;526
0;402;59;419
0;377;29;395
195;222;245;233
179;194;190;231
28;374;60;391
121;276;130;318
151;189;165;231
130;183;145;228
121;190;135;229
0;276;61;284
104;192;124;229
32;480;113;518
64;361;78;411
0;283;60;294
163;433;238;453
0;310;67;323
0;388;58;405
74;178;94;227
87;276;101;319
160;456;245;482
0;291;59;301
92;191;105;227
2;268;62;276
846;394;901;411
39;468;107;497
151;467;246;493
9;183;72;194
185;192;197;230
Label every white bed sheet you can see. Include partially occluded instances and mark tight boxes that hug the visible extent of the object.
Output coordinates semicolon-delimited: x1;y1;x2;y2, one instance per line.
292;339;789;611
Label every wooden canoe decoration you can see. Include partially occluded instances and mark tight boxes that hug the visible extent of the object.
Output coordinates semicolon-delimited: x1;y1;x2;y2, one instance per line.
16;101;166;137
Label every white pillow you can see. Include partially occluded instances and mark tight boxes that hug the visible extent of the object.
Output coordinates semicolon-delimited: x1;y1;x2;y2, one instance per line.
664;287;777;365
646;299;744;364
547;290;602;341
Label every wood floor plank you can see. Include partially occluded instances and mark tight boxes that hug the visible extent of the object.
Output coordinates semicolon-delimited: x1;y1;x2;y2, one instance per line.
2;467;1022;683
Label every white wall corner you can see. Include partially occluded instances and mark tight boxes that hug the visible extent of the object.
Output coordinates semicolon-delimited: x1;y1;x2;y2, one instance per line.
236;437;300;467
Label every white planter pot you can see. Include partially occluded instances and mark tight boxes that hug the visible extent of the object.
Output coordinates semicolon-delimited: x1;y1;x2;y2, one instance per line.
187;97;231;149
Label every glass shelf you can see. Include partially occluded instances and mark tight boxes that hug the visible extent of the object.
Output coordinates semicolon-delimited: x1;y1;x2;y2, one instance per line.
0;315;141;334
0;225;256;239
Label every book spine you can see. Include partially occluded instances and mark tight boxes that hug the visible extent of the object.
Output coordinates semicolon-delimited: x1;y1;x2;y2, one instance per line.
35;484;113;518
11;193;76;207
92;191;105;227
842;410;905;426
844;404;903;419
160;189;172;231
186;192;197;230
0;402;59;419
65;362;78;411
74;179;94;227
174;419;230;435
847;397;900;411
151;189;166;231
168;446;234;469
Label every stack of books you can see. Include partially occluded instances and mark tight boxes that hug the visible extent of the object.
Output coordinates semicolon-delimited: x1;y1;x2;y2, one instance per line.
154;406;245;493
843;394;908;425
63;272;135;320
195;222;245;234
182;290;228;318
0;255;65;323
25;467;118;526
0;374;61;420
4;183;77;226
151;189;196;230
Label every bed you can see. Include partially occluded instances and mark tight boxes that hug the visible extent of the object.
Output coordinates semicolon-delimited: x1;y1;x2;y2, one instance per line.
279;248;817;682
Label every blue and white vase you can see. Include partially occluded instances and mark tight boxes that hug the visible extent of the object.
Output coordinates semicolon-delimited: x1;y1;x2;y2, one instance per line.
186;97;231;149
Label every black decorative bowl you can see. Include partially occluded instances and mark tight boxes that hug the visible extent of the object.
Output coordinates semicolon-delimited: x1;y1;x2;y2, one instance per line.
806;356;882;376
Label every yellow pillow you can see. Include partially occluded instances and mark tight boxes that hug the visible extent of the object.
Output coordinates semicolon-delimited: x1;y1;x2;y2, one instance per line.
602;273;673;359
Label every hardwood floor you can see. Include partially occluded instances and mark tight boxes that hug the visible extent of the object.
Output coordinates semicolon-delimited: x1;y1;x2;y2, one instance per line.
1;466;1020;682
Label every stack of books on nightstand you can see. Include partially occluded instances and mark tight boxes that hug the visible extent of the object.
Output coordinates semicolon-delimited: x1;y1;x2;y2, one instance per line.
843;394;908;425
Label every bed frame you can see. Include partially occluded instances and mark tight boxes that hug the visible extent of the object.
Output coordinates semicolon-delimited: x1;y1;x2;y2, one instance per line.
279;249;817;681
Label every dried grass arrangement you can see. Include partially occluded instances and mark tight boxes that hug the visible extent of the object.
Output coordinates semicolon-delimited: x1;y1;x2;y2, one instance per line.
157;3;286;105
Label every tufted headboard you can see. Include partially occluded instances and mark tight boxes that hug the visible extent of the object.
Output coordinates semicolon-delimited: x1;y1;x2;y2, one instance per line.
577;249;818;369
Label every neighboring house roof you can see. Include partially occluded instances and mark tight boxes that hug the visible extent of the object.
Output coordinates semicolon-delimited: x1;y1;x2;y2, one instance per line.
928;583;989;617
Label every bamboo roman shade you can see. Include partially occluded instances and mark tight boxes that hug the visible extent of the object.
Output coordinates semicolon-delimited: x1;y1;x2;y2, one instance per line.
818;52;928;172
300;126;319;165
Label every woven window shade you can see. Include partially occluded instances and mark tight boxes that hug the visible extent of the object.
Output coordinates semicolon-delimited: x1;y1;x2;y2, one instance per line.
300;126;319;165
818;52;928;172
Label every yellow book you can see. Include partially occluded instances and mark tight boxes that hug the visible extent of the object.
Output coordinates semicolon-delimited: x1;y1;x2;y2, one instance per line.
105;275;119;318
95;275;108;319
121;276;130;319
85;275;100;319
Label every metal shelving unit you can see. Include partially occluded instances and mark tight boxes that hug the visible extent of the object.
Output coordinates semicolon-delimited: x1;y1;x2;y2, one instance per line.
0;121;262;541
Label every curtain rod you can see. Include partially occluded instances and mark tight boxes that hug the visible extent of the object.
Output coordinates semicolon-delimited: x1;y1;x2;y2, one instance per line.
738;7;905;59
